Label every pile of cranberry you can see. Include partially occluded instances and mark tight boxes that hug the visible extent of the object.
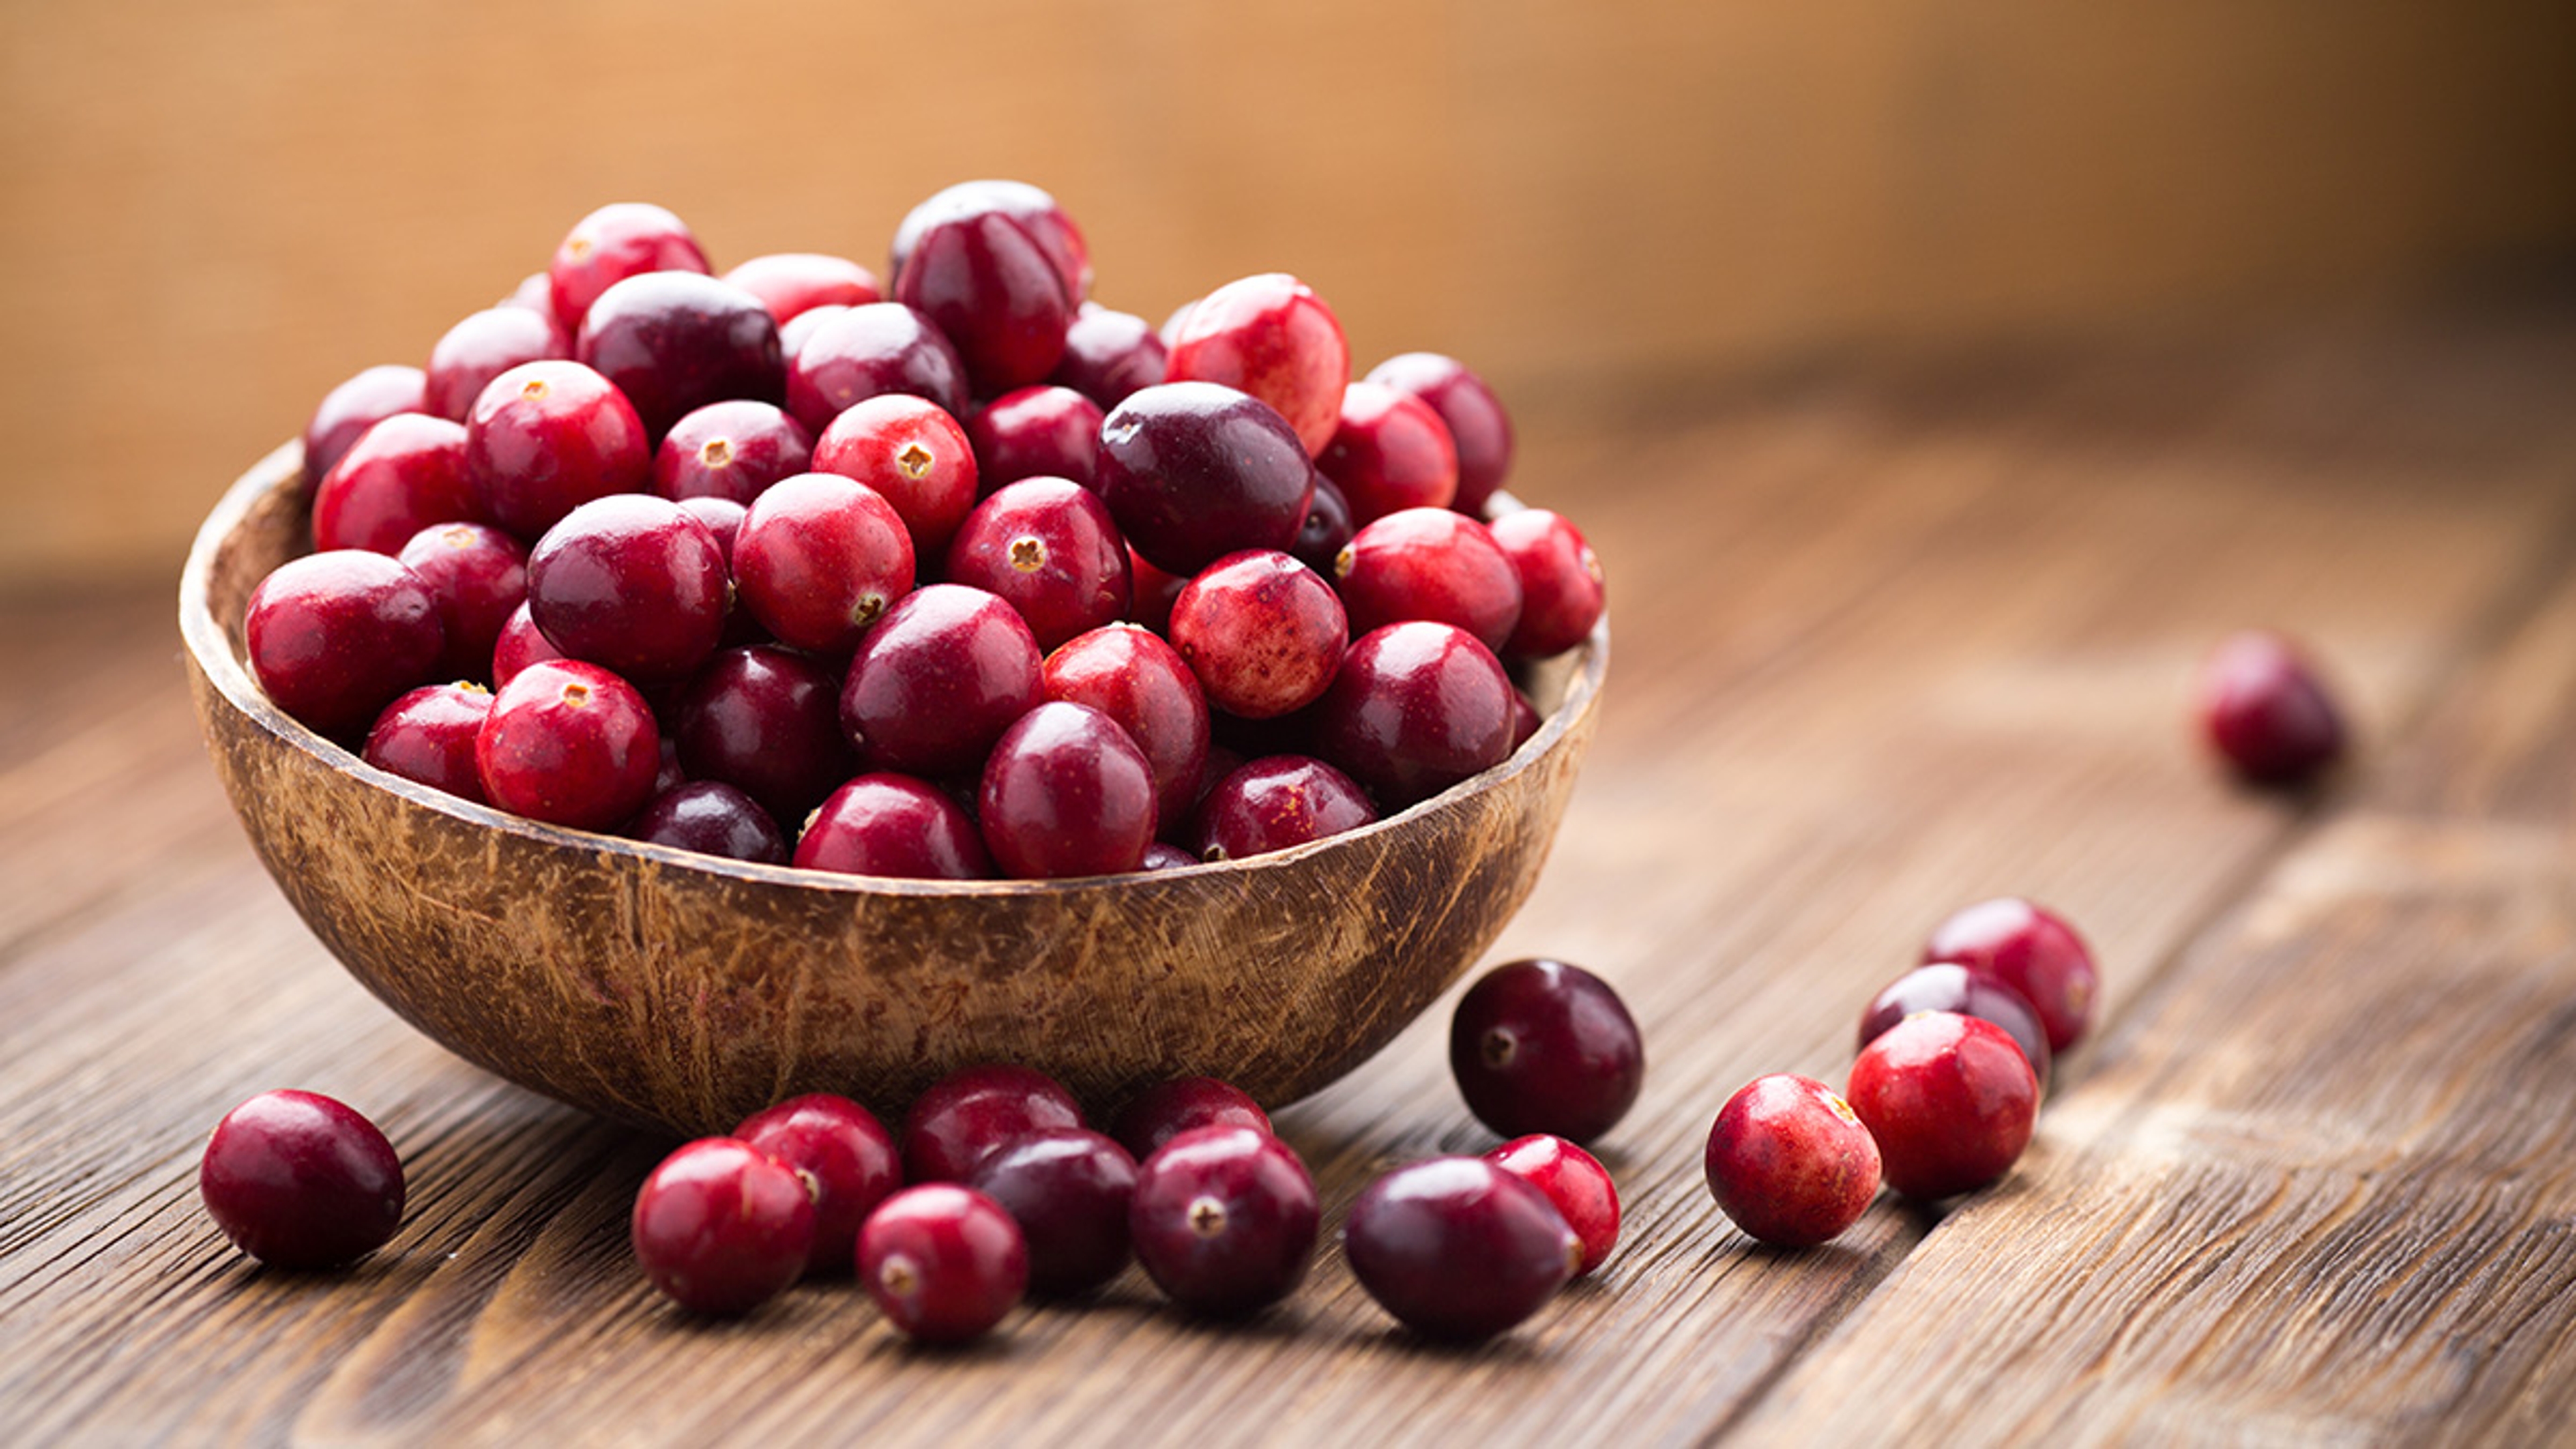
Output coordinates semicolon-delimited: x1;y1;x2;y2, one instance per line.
248;183;1604;875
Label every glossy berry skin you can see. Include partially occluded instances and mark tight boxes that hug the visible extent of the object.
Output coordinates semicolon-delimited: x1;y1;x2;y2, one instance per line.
676;496;749;571
733;472;917;656
1163;274;1350;458
525;495;729;684
722;252;882;325
548;202;711;336
305;364;427;492
1344;1157;1577;1341
1097;382;1315;576
1705;1074;1882;1247
967;385;1104;493
1139;842;1196;871
199;1089;405;1269
1486;1134;1619;1276
628;780;787;864
673;645;857;824
892;180;1091;309
778;303;849;360
1846;1013;2039;1201
1290;474;1355;578
1921;897;2100;1053
735;1093;902;1277
1052;302;1167;409
2197;629;2347;786
1508;690;1542;753
795;772;994;880
1193;755;1377;862
967;1128;1140;1296
489;600;563;690
313;414;478;555
1316;622;1517;804
398;522;529;682
902;1063;1087;1184
858;1185;1029;1344
840;584;1043;777
1042;625;1210;835
1334;508;1523;655
893;206;1073;396
653;400;814;504
1488;508;1605;658
363;683;493;803
1170;551;1346;720
1128;1125;1318;1318
785;302;969;434
978;702;1157;879
1450;959;1645;1145
1365;353;1514;516
245;551;445;739
630;1137;814;1316
1318;382;1458;524
463;360;651;541
475;660;660;830
576;271;784;443
1109;1078;1273;1163
427;305;569;422
1860;963;2052;1093
946;478;1132;653
812;394;981;559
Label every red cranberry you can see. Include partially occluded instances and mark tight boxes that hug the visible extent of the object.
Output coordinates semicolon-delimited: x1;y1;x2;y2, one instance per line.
1169;551;1346;720
1193;755;1376;862
1450;959;1644;1144
1316;622;1516;804
427;305;569;422
1846;1013;2039;1201
785;302;969;434
945;478;1132;652
525;495;729;683
2197;629;2348;786
675;496;749;570
1860;963;2052;1093
893;207;1073;397
1344;1157;1576;1340
812;393;981;559
1704;1074;1882;1247
398;522;529;681
1164;274;1350;457
199;1089;405;1269
1139;842;1196;871
463;360;651;541
840;584;1043;777
902;1063;1087;1183
858;1185;1028;1343
1318;382;1458;524
1127;549;1186;633
1289;473;1355;577
1042;624;1210;836
892;180;1091;309
653;400;814;504
245;551;445;738
576;271;784;443
1053;302;1167;409
1485;1134;1619;1276
735;1093;901;1277
778;303;849;360
1921;897;2100;1053
313;414;478;555
979;702;1157;878
722;252;882;325
363;683;492;802
305;364;426;490
967;1128;1139;1296
630;1137;814;1316
1365;353;1514;515
672;645;857;823
548;202;710;335
1127;1125;1318;1317
1110;1078;1272;1162
629;780;787;863
475;659;660;830
501;270;558;319
794;772;992;879
1098;382;1315;575
490;599;563;690
1509;690;1542;752
967;385;1104;492
1487;508;1605;657
1334;508;1523;655
733;472;917;655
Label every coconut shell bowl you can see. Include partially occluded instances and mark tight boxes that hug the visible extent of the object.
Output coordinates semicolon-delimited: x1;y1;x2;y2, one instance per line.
179;443;1607;1137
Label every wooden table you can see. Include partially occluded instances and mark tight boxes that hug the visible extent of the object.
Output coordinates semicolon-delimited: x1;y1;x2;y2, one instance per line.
7;299;2576;1446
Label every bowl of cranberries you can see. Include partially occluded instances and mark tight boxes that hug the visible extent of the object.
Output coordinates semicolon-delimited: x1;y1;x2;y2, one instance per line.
176;185;1609;1136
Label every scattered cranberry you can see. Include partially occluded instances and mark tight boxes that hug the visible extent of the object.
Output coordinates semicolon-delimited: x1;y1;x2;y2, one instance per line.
1315;622;1517;804
1169;551;1346;720
1846;1012;2039;1201
902;1063;1087;1183
2197;629;2348;786
1289;473;1355;578
475;659;661;830
967;385;1104;492
672;645;857;824
1704;1074;1882;1248
1344;1158;1578;1341
1192;755;1377;861
1365;353;1513;515
1921;897;2100;1053
812;392;981;558
722;252;883;324
1052;302;1167;409
736;1093;902;1277
1110;1078;1272;1162
462;360;651;541
1042;625;1211;836
1859;963;2052;1093
1163;274;1350;457
1485;1134;1619;1276
548;202;710;335
652;400;814;504
1450;959;1644;1144
858;1185;1028;1343
795;772;992;879
732;472;918;655
398;522;529;681
1318;382;1458;523
630;1136;814;1316
1334;508;1523;655
199;1089;405;1269
490;599;564;690
1097;382;1315;575
979;702;1157;878
967;1128;1139;1296
305;364;427;490
629;780;787;863
784;302;969;434
945;478;1132;651
892;180;1091;310
426;305;569;422
839;584;1044;777
1127;1124;1318;1317
1487;508;1604;657
893;206;1073;396
363;683;493;802
245;551;446;738
574;271;782;443
525;495;729;684
312;413;478;556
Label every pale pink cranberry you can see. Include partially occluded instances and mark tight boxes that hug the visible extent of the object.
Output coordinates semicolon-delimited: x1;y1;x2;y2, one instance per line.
1487;508;1604;657
1169;551;1346;720
1163;274;1350;457
722;253;883;325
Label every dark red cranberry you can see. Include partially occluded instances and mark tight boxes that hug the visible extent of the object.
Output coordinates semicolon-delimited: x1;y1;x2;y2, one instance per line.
721;252;882;325
1485;1134;1619;1276
1098;382;1315;575
1488;508;1604;657
967;385;1105;493
1127;549;1186;633
1334;508;1523;655
1921;897;2100;1053
490;600;563;690
245;551;445;738
2198;629;2348;786
1042;624;1210;835
305;364;427;492
398;522;529;682
1127;1125;1318;1317
1705;1074;1882;1247
902;1064;1087;1183
1316;622;1516;804
784;302;969;434
966;1128;1139;1296
858;1185;1028;1342
1365;353;1514;516
630;1136;814;1316
674;496;748;569
1053;302;1167;409
1860;963;2052;1093
1110;1079;1271;1163
840;584;1043;777
735;1092;902;1277
1846;1013;2038;1200
794;772;991;879
1169;551;1346;720
427;305;570;422
463;360;651;541
892;180;1091;310
1163;274;1349;457
653;400;814;504
199;1089;404;1269
1344;1157;1576;1341
777;303;849;360
1450;959;1644;1144
893;208;1073;397
1139;842;1196;871
1290;473;1354;577
979;702;1157;878
523;494;728;684
672;645;858;823
733;472;916;655
651;737;688;798
313;414;478;555
1192;755;1376;862
363;683;492;802
945;478;1132;651
549;202;710;335
576;272;784;443
629;780;787;863
1508;690;1542;752
812;393;981;559
475;659;660;829
1318;382;1458;524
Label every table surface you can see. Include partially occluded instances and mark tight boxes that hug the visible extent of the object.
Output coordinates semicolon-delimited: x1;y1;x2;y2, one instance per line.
7;299;2576;1448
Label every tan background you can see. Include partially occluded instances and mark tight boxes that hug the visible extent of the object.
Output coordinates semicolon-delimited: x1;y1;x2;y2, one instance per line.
4;0;2573;592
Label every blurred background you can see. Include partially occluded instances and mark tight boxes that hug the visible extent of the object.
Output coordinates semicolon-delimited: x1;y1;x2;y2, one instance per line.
4;0;2572;595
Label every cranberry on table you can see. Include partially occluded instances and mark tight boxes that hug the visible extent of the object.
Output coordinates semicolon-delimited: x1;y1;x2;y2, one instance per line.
902;1063;1087;1183
839;584;1044;777
398;522;529;682
628;780;788;863
1318;382;1459;524
784;302;970;434
576;271;783;443
1485;1134;1619;1276
427;305;569;422
1860;963;2052;1093
363;683;493;803
525;494;729;684
1344;1157;1577;1341
1109;1077;1272;1163
652;400;814;504
630;1136;814;1316
1163;274;1350;458
2197;629;2348;786
1127;1124;1318;1318
732;472;917;656
946;478;1132;652
1097;382;1315;576
794;772;993;880
722;252;883;325
1168;550;1346;720
892;205;1073;397
305;364;427;491
1488;508;1605;658
979;701;1157;879
1847;1013;2038;1201
735;1092;902;1277
548;201;710;335
199;1089;405;1270
1052;302;1167;409
462;360;651;541
1450;958;1645;1144
1193;755;1377;862
813;393;981;559
967;385;1105;492
313;413;478;556
474;659;661;830
1704;1074;1882;1248
967;1128;1140;1296
490;600;564;690
245;551;445;738
892;179;1091;310
672;645;858;824
1334;507;1524;655
858;1185;1029;1344
1316;622;1517;804
1289;474;1355;578
1921;896;2100;1053
1042;624;1210;837
1365;352;1514;517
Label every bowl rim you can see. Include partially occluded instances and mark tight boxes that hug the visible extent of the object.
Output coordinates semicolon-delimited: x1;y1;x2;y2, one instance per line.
180;440;1609;898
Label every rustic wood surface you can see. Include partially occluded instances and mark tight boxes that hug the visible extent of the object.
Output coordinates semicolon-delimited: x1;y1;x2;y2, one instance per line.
5;297;2576;1446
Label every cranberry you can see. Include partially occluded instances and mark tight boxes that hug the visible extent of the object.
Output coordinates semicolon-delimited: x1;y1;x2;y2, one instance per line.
630;1137;814;1316
501;270;558;318
735;1093;901;1277
1109;1078;1272;1162
463;360;651;541
245;551;445;738
1098;382;1314;575
1139;842;1197;871
1289;473;1355;577
548;202;710;335
1485;1134;1619;1276
967;385;1104;492
784;302;969;434
1860;963;2052;1093
650;737;688;798
979;702;1157;878
305;364;426;490
777;303;849;360
1508;690;1542;752
794;772;992;879
475;659;660;830
812;393;981;559
672;645;857;823
652;400;814;504
945;478;1132;652
1921;897;2100;1053
902;1063;1087;1183
1169;551;1346;720
1364;353;1514;515
1487;508;1605;657
858;1185;1028;1343
1344;1157;1576;1340
733;472;917;655
967;1128;1139;1296
575;271;783;443
313;414;478;555
1053;302;1168;409
1163;274;1350;457
1127;1125;1318;1317
1846;1012;2039;1200
629;780;787;863
2198;629;2348;786
1334;508;1523;655
398;522;529;681
721;252;882;325
1193;755;1376;861
892;180;1091;309
199;1089;405;1269
674;496;749;570
1704;1074;1882;1247
1315;622;1516;804
523;494;729;684
1450;959;1644;1144
490;600;563;690
1318;382;1458;524
893;208;1073;397
1042;624;1210;835
363;683;492;802
840;584;1043;777
1127;549;1186;633
427;305;569;422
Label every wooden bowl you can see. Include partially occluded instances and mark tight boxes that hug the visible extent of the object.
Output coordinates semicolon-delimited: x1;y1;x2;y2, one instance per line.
178;443;1607;1136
